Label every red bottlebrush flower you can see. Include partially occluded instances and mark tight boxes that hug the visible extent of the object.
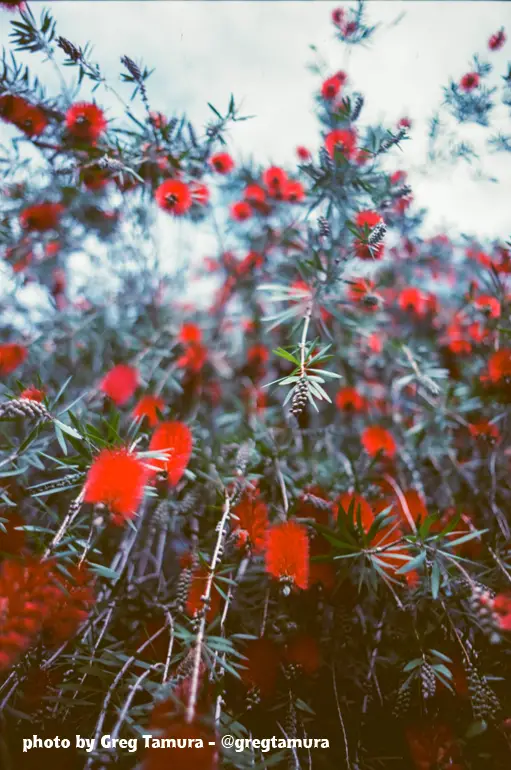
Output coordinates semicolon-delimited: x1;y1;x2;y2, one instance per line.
338;492;374;532
185;568;221;622
321;75;341;101
265;520;309;591
283;180;305;203
132;395;165;427
230;200;252;221
100;364;139;405
244;184;266;205
355;149;371;165
297;486;333;526
155;179;192;215
0;343;27;376
335;386;367;412
367;332;383;354
65;102;107;142
179;323;202;344
262;165;288;191
84;448;148;524
0;95;47;136
354;210;385;259
148;421;193;486
0;558;61;669
19;202;63;231
493;594;511;631
468;420;499;441
325;128;357;159
489;29;506;51
347;279;379;311
361;426;396;459
43;565;95;645
405;722;461;770
80;165;109;191
285;634;321;676
393;489;428;530
474;294;500;318
332;7;344;26
0;1;25;10
398;287;428;316
232;493;269;553
20;386;45;402
296;145;311;161
460;71;480;91
398;116;412;129
177;339;208;373
356;210;381;229
190;181;210;206
240;638;281;698
391;169;407;185
487;348;511;383
210;152;234;174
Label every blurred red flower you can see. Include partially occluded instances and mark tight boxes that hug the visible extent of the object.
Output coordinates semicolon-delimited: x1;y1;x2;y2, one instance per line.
325;128;357;159
20;202;63;231
0;343;27;376
335;386;367;412
361;426;396;459
210;152;234;174
460;72;479;91
132;395;165;427
148;421;193;486
84;448;148;524
65;102;106;142
265;520;309;590
240;638;281;697
230;201;252;221
232;492;269;553
489;29;506;51
100;364;139;405
155;179;192;215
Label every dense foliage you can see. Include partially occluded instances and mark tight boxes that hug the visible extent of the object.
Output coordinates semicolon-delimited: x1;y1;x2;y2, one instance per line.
0;3;510;769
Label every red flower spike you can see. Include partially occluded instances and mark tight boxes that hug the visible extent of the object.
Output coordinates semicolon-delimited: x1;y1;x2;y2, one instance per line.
283;180;305;203
460;72;480;91
285;634;321;676
100;364;139;405
262;166;288;190
190;181;210;206
489;29;506;51
179;323;203;344
0;343;27;376
240;638;281;698
244;184;266;205
487;349;511;383
0;1;26;11
337;492;374;532
230;201;252;221
65;102;107;142
84;448;148;524
296;145;311;161
210;152;234;174
148;421;193;486
232;493;269;553
265;520;309;590
155;179;192;215
19;202;63;232
185;568;221;622
361;426;396;459
325;128;357;159
335;386;367;412
20;387;45;402
132;395;165;427
321;76;341;101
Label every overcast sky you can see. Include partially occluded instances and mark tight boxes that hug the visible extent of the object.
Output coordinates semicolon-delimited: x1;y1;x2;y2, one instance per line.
1;1;510;253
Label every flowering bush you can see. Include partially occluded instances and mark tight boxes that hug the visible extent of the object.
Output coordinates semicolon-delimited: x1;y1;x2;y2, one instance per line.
0;2;510;769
